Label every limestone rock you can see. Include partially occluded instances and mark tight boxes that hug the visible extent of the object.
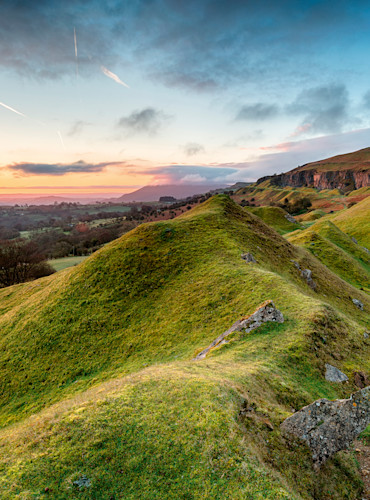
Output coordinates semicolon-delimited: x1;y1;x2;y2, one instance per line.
364;332;369;339
352;298;364;310
301;268;316;290
325;363;349;382
193;300;283;360
73;476;91;489
285;213;297;223
352;237;358;244
281;386;370;467
241;252;256;263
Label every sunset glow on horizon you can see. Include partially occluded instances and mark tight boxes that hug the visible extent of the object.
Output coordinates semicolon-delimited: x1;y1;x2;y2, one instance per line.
1;1;370;196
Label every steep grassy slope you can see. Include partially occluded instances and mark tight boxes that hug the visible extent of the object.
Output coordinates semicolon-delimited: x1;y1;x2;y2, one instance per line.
0;196;369;499
244;206;301;234
331;196;370;248
287;220;370;292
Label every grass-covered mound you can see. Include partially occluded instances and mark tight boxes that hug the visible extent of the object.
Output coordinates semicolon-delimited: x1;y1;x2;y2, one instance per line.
0;195;369;499
287;224;370;292
331;196;370;248
244;206;301;234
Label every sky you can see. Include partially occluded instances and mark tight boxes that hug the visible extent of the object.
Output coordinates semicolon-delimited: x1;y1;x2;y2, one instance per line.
1;0;370;195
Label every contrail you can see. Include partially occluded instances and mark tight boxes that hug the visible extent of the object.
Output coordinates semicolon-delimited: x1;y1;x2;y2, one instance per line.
57;130;66;150
0;101;27;117
101;66;129;88
74;27;79;77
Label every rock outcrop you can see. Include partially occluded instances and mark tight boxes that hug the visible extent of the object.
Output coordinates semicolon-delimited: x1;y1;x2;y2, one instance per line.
325;363;348;383
281;386;370;467
352;298;364;310
256;148;370;191
257;169;369;191
241;252;256;263
193;300;284;361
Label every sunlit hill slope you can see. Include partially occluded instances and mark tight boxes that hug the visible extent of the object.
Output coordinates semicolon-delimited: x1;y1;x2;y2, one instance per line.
0;195;368;499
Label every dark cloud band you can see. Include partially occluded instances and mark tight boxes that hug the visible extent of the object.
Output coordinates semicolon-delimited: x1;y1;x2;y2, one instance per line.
7;160;122;176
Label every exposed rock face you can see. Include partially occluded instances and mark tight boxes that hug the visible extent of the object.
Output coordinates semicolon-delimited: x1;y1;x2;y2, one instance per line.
241;252;256;263
281;386;370;467
325;363;349;382
257;169;369;191
301;269;316;290
256;148;370;190
193;300;284;360
284;213;297;223
352;298;364;310
291;261;316;289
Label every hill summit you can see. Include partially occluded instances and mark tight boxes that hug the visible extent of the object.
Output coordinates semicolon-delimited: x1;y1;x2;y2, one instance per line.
257;147;370;191
0;195;368;499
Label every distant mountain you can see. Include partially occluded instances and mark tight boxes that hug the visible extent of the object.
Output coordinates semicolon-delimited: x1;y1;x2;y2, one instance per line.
0;195;111;206
257;147;370;191
115;184;225;202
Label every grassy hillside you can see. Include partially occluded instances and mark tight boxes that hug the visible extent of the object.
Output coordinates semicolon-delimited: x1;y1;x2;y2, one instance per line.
244;206;301;234
293;147;370;172
287;220;370;292
331;196;370;248
0;195;368;499
233;184;369;216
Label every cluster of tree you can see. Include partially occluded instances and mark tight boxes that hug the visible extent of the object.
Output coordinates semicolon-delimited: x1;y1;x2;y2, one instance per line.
29;220;138;259
0;239;54;288
273;197;312;215
0;203;133;233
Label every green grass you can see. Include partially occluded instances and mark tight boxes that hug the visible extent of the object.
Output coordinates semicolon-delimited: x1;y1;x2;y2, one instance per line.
49;256;88;272
244;206;301;234
0;195;368;499
331;196;370;248
286;219;370;292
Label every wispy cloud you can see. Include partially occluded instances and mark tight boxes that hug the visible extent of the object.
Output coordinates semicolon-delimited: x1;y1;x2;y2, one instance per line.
139;164;239;184
118;108;171;135
183;143;205;156
7;160;124;176
101;66;129;88
67;120;90;137
235;103;279;121
286;84;353;136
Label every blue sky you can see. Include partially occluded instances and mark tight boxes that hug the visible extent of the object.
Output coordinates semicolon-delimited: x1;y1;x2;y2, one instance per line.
1;0;370;194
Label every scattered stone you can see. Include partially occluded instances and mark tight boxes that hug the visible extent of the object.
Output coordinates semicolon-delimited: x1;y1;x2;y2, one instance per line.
364;332;369;339
281;386;370;467
290;260;317;289
264;419;274;431
352;298;364;310
301;268;316;290
363;246;370;254
241;252;256;263
73;476;91;489
193;300;284;360
354;371;370;389
325;363;349;383
352;237;358;244
285;213;297;223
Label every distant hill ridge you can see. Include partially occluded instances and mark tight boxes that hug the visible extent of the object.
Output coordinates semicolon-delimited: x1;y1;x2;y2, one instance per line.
116;184;224;202
257;147;370;191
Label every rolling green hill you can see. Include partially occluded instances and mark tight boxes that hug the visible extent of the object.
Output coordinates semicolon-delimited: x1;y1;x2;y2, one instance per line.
331;196;370;248
0;195;368;499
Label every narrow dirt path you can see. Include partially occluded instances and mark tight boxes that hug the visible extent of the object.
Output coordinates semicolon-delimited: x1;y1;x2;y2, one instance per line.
355;440;370;500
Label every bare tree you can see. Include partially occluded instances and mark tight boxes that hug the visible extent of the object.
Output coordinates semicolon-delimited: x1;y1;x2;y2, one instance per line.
0;240;55;287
